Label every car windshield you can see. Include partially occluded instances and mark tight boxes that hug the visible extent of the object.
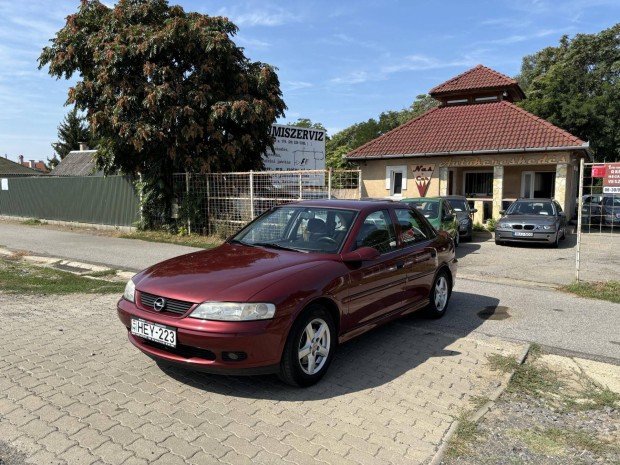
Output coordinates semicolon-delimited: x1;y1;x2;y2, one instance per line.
603;197;620;207
447;199;467;212
505;201;555;216
405;200;440;219
231;206;357;254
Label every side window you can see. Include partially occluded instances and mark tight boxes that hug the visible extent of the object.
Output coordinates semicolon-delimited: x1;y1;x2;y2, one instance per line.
395;209;430;246
354;210;397;254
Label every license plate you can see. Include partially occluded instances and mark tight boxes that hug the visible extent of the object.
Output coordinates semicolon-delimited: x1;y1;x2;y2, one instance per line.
131;319;177;347
513;231;533;237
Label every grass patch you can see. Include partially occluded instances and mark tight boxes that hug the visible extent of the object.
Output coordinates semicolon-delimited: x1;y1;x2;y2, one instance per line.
21;218;47;225
84;269;118;278
0;259;124;294
561;280;620;304
512;427;615;457
119;230;221;249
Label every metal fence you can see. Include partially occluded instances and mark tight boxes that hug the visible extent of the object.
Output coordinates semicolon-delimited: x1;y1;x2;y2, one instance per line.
172;170;362;237
575;160;620;282
0;175;140;227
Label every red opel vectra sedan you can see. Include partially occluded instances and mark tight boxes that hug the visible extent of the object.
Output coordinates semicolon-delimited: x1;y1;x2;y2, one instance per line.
117;200;457;386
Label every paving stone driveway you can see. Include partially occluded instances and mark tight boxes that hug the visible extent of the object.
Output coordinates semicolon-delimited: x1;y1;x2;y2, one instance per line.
0;293;526;465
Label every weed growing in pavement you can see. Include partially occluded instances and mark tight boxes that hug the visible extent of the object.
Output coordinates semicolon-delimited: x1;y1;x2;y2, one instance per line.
444;412;481;460
0;258;125;294
21;218;47;225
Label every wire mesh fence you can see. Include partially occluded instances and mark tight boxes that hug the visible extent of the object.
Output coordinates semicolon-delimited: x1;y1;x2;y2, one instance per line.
172;170;361;237
575;161;620;282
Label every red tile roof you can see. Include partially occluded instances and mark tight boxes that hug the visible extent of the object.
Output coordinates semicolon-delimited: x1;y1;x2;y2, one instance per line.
346;101;588;159
429;64;519;96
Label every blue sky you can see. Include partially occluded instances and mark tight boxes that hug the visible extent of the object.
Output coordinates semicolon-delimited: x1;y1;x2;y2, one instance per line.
1;0;620;163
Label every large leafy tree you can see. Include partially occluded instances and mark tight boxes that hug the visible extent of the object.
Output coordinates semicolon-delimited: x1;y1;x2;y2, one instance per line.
49;106;92;168
38;0;286;225
517;24;620;162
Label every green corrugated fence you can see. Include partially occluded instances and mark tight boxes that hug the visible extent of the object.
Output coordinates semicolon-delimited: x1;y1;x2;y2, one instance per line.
0;176;140;227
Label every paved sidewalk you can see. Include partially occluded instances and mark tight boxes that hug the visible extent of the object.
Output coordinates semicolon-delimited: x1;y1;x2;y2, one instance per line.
0;293;526;465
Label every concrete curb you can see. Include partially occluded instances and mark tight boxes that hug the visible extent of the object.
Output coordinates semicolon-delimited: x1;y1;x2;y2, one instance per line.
428;343;531;465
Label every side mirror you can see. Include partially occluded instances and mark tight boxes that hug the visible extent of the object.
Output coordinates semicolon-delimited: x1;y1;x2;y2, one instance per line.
443;214;454;221
499;210;506;215
341;246;380;263
471;208;478;213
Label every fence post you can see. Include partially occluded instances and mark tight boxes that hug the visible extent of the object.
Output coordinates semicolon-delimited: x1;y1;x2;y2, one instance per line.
328;169;332;199
185;172;191;235
298;172;303;199
576;158;584;282
358;170;362;199
250;170;255;219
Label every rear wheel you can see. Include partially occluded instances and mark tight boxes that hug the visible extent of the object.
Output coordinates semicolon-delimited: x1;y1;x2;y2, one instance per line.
279;305;335;387
425;271;451;319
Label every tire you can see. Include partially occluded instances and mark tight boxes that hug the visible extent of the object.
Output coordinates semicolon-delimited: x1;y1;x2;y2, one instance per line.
551;231;560;248
495;235;503;246
560;226;566;240
278;305;335;387
425;270;451;319
453;232;460;247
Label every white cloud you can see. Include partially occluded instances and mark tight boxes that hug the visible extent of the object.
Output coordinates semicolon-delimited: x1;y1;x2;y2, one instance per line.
214;6;301;27
284;81;313;92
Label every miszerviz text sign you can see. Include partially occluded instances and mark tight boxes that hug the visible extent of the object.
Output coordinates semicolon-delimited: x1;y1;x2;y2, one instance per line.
263;124;326;186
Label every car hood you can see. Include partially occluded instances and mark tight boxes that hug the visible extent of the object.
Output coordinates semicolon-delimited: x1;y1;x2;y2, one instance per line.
503;215;557;224
133;243;332;303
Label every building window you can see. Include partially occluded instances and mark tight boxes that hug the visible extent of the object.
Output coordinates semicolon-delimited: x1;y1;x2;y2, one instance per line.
385;166;407;197
464;171;493;197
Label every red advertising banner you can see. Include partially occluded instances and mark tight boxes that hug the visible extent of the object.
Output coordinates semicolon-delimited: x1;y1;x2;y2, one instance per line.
603;163;620;194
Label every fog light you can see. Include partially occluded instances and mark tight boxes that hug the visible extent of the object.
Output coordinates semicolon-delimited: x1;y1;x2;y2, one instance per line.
223;351;247;362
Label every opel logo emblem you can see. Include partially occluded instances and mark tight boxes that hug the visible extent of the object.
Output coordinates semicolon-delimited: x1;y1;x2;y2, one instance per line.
153;298;166;312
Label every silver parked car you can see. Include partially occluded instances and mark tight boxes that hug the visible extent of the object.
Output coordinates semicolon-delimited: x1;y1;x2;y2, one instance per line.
495;199;567;248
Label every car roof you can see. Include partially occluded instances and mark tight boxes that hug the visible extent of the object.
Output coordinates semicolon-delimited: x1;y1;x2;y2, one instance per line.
402;197;440;202
281;199;403;212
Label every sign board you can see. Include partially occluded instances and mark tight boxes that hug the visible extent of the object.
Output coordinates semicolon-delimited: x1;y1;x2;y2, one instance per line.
411;164;434;197
263;124;326;186
1;178;7;191
603;163;620;193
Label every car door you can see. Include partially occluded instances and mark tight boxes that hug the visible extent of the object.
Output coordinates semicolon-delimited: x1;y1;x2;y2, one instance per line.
394;207;438;305
440;200;457;239
343;209;411;333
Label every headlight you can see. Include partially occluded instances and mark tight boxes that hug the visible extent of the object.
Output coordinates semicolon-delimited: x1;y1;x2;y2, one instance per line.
498;222;510;228
190;302;276;321
538;225;553;230
123;279;136;303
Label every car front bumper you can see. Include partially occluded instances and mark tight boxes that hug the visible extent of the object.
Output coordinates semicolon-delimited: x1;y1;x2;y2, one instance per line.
495;229;558;243
117;298;288;375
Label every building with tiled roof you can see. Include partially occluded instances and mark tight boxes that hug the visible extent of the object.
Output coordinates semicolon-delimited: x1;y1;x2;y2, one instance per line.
0;156;46;177
346;64;590;219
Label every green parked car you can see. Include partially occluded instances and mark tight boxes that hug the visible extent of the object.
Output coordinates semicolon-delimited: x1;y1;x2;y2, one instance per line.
401;197;460;247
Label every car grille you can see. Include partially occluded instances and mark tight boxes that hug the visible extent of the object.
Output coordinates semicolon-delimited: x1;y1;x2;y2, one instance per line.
511;224;536;230
141;339;216;361
139;292;194;315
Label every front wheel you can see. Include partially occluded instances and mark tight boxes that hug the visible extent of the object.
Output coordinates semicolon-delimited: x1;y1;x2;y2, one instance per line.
425;271;451;319
453;232;460;247
279;305;335;387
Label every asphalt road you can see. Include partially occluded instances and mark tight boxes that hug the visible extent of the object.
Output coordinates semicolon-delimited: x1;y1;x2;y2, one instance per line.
1;220;619;365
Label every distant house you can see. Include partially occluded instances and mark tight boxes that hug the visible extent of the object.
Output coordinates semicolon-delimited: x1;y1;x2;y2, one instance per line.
51;143;103;177
346;64;591;220
0;156;46;178
17;155;49;174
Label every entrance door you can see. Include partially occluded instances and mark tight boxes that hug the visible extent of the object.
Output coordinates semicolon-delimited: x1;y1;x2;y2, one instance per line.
521;172;555;198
